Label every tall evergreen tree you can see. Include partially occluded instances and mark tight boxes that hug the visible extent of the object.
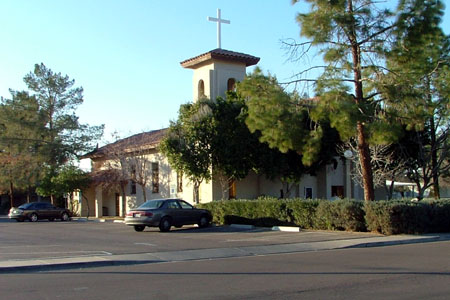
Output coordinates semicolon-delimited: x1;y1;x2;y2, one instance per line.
23;63;104;168
0;91;43;206
22;63;103;203
380;0;450;199
290;0;403;201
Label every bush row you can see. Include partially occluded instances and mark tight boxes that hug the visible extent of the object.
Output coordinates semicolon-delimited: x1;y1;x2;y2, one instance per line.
198;198;450;235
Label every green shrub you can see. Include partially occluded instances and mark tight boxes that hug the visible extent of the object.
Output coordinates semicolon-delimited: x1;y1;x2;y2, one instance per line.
199;198;450;235
364;200;448;235
364;201;393;234
426;199;450;233
314;199;366;232
285;199;319;229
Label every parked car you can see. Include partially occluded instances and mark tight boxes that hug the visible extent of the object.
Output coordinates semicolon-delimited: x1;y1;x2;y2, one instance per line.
124;198;212;232
8;202;72;222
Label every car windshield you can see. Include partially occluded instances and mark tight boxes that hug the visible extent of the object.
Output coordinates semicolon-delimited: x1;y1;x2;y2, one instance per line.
138;200;164;210
18;203;34;209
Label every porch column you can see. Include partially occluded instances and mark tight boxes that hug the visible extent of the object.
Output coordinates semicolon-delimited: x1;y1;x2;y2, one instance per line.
120;195;126;217
95;186;103;218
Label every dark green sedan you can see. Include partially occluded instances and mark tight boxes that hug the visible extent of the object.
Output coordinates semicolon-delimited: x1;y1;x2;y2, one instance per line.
124;199;212;232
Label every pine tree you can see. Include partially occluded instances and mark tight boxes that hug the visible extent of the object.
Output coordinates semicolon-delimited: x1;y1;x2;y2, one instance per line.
291;0;403;201
381;0;450;199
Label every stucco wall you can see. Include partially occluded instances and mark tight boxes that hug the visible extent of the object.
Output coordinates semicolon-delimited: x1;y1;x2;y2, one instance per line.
192;60;246;101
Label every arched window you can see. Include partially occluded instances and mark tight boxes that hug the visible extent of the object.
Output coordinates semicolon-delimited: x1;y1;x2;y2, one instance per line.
227;78;236;92
198;80;205;98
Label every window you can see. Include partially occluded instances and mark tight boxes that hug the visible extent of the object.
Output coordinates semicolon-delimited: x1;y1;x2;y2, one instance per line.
139;200;164;209
304;187;313;199
228;179;236;199
152;162;159;193
179;200;193;209
227;78;236;91
198;80;205;98
177;171;183;192
167;200;180;209
332;186;344;199
130;181;136;195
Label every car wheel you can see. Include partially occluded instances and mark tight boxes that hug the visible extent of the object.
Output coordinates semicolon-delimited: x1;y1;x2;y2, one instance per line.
29;213;38;222
134;225;145;232
198;215;210;228
159;217;172;232
61;212;69;221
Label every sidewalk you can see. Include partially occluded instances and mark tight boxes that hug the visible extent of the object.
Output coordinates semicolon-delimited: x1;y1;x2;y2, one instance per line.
1;231;449;273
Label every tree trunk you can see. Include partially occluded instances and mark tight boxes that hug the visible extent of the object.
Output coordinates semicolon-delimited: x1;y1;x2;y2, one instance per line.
9;181;14;208
430;114;440;199
349;0;374;202
357;125;375;202
27;186;32;203
193;182;200;204
82;194;90;218
141;183;147;202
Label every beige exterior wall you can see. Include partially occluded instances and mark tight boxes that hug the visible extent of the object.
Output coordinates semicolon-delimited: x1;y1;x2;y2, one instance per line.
192;60;246;101
298;174;318;199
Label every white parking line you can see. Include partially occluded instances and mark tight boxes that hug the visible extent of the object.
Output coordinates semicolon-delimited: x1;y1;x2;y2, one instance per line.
134;243;156;246
0;244;61;249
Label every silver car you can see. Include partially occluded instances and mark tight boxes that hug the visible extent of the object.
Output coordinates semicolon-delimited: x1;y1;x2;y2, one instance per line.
124;199;212;232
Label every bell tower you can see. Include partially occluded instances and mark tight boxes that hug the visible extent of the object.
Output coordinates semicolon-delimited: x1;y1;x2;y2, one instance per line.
181;9;259;101
181;48;259;101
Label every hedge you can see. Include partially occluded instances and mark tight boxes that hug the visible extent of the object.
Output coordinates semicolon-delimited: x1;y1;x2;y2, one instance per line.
198;198;450;235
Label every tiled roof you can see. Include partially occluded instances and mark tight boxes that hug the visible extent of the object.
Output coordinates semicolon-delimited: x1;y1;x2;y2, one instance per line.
83;128;168;159
180;48;260;69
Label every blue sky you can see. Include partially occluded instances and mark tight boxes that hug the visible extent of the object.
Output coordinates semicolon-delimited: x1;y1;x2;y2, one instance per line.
1;0;449;145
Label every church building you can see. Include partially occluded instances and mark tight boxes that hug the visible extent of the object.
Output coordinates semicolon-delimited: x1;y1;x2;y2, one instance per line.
77;10;368;218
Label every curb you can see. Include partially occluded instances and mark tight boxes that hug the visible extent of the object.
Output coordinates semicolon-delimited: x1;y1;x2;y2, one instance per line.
0;260;154;274
272;226;301;232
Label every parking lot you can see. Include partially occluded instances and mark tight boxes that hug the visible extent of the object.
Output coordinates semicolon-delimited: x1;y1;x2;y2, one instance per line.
0;216;378;262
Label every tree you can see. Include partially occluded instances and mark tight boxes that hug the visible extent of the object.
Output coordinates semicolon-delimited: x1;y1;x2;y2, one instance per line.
380;0;450;199
36;165;91;211
0;91;44;206
160;101;213;203
395;127;450;200
23;63;103;166
238;69;342;196
124;148;152;202
22;63;103;203
238;68;326;166
163;92;339;200
340;141;408;200
289;0;404;201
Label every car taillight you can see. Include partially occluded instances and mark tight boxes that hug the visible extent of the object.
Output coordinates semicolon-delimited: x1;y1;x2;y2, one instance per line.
136;211;153;217
127;211;153;217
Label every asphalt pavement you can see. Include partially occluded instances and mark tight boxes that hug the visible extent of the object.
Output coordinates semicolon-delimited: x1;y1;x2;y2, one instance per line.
1;215;449;273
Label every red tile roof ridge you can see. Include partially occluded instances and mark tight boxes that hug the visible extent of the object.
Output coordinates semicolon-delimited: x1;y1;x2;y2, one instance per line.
83;128;168;159
181;48;260;68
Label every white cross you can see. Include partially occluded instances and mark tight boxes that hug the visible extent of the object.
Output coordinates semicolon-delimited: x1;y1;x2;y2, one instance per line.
207;8;230;49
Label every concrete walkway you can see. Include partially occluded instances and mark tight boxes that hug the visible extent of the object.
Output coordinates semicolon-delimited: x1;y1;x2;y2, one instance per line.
1;230;449;273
